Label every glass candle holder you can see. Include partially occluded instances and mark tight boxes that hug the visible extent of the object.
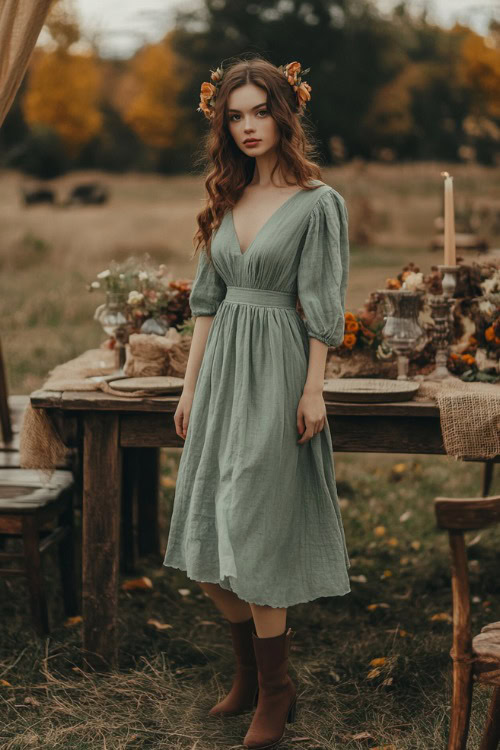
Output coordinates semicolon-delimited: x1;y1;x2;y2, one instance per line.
93;291;131;374
377;289;425;380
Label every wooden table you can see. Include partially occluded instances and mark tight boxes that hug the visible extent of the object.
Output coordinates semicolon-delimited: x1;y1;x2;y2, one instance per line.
29;388;498;670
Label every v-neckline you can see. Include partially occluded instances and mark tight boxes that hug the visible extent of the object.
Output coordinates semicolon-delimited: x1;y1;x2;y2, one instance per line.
229;187;308;257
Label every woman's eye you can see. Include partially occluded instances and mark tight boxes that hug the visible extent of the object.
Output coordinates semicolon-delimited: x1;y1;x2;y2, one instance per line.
229;110;268;121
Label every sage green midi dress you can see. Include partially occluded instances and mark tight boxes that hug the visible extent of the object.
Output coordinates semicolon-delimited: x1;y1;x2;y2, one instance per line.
163;179;351;608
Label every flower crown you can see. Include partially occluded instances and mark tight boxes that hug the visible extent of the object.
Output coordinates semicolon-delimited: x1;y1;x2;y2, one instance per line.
197;61;312;121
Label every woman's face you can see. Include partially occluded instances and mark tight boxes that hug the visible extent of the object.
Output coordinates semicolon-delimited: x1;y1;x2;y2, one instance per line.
226;83;279;156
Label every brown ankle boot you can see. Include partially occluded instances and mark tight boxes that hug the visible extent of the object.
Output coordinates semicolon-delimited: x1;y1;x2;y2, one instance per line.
208;616;259;716
242;627;297;749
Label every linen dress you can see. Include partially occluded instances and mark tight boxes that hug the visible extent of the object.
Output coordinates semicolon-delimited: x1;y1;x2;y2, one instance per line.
163;179;351;608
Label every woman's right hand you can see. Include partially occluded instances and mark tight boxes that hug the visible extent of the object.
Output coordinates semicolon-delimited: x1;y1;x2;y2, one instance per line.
174;389;195;441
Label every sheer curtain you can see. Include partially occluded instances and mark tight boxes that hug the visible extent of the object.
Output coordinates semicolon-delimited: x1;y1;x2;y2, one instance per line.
0;0;52;126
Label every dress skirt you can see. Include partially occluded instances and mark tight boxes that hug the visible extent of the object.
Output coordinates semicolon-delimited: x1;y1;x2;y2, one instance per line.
163;180;352;608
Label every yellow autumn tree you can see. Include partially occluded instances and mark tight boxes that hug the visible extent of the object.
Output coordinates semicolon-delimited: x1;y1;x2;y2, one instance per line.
22;0;102;156
456;26;500;118
121;35;184;149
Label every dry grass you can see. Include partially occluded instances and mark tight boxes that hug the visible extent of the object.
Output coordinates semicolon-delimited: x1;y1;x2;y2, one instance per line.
0;451;499;749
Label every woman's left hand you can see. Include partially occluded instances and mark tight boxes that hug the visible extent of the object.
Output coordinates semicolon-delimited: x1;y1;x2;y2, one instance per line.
297;389;327;444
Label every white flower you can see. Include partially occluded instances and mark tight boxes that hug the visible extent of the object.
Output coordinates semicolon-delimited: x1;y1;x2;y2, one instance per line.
128;290;144;305
479;300;495;316
481;271;500;295
139;271;149;281
97;269;111;279
475;348;500;373
90;281;100;289
402;272;424;292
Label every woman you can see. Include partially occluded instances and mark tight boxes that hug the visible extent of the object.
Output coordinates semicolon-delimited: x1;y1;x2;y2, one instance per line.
163;55;351;750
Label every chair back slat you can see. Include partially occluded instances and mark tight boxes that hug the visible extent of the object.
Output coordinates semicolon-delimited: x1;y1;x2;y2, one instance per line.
434;495;500;530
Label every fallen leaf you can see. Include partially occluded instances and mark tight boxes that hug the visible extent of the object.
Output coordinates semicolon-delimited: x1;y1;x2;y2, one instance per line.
147;618;173;631
410;540;421;551
178;588;191;596
122;577;153;591
366;602;390;611
381;677;394;686
366;668;381;679
350;574;367;583
369;657;387;667
351;731;373;740
24;697;40;706
399;556;410;565
430;612;452;623
387;537;399;546
399;510;412;522
374;526;386;537
0;679;12;687
64;615;83;627
381;569;392;579
198;620;218;626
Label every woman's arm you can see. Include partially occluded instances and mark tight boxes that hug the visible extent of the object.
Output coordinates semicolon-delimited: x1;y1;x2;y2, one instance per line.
174;315;215;440
182;315;215;396
297;338;328;444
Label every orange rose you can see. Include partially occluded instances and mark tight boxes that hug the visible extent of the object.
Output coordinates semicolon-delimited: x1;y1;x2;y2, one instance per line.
285;62;301;80
495;337;500;345
200;82;216;100
386;278;402;290
297;81;312;104
345;311;356;321
343;333;357;349
346;319;359;333
461;354;476;365
485;325;495;342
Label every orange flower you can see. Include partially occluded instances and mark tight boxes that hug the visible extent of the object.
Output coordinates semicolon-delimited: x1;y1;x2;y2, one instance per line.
200;81;216;100
386;278;402;290
285;62;301;82
343;333;357;349
346;319;359;333
485;325;495;342
297;81;312;104
461;354;476;365
345;311;356;321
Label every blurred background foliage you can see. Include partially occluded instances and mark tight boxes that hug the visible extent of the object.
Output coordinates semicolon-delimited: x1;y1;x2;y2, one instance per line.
0;0;499;179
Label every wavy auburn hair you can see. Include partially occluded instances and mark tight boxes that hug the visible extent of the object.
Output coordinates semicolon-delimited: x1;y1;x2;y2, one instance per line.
192;56;323;262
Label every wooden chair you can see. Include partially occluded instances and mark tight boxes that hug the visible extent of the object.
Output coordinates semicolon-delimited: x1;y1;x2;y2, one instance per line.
1;338;161;574
434;494;500;750
0;468;79;635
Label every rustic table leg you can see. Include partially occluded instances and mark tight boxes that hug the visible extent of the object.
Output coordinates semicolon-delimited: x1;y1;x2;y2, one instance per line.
82;412;122;671
137;447;160;557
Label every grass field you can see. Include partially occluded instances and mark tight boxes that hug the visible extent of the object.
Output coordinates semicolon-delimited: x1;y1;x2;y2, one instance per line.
0;450;498;749
0;164;499;748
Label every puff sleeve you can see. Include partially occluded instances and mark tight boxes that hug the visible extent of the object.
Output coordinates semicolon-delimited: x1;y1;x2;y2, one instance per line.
189;249;227;317
297;190;350;347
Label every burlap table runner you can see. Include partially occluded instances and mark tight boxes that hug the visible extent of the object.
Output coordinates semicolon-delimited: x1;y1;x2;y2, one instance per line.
19;342;499;478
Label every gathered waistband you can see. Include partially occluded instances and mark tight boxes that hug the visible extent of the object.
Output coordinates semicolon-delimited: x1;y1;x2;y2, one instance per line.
223;286;297;309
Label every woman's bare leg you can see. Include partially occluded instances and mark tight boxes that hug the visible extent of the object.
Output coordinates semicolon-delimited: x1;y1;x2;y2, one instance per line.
250;604;287;637
196;582;287;636
197;581;253;623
